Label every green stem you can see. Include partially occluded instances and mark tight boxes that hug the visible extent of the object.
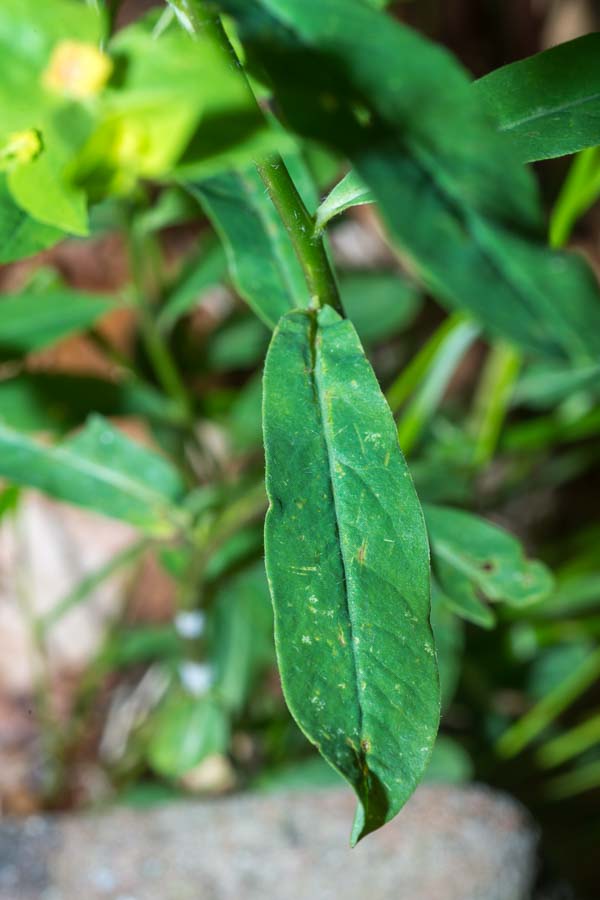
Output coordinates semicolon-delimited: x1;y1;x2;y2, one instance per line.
41;538;149;633
497;647;600;758
546;759;600;799
386;313;468;413
88;325;139;376
538;710;600;769
469;342;521;468
167;0;342;313
549;147;600;249
192;480;267;578
128;230;194;422
389;314;479;456
256;156;342;312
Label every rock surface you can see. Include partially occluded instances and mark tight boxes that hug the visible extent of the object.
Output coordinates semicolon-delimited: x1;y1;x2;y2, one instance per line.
0;784;538;900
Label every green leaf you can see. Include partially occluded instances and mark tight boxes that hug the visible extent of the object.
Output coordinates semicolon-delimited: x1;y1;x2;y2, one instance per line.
424;736;473;784
538;710;600;771
0;415;187;535
475;34;600;163
549;147;600;249
252;756;344;792
0;0;103;233
513;361;600;409
211;563;274;713
433;564;497;630
218;0;600;362
147;687;230;778
0;178;63;263
72;14;281;200
206;316;270;371
315;170;372;232
0;289;114;357
498;647;600;758
227;373;263;452
158;239;227;329
424;504;554;628
104;625;181;669
263;305;439;844
0;485;20;521
0;373;182;433
42;539;148;633
430;580;465;708
396;316;480;456
340;272;421;345
188;167;311;328
8;109;91;235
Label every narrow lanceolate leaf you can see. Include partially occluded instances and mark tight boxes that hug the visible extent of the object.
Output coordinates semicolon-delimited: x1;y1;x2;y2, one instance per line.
0;415;187;535
315;170;373;233
0;289;114;357
217;0;600;363
263;306;439;844
475;34;600;163
187;165;311;328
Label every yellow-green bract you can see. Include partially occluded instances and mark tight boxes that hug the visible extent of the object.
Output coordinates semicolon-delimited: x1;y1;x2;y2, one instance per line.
262;306;440;844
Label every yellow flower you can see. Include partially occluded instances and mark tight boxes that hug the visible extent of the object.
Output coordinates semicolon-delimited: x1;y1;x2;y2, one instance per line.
43;40;112;99
0;130;43;169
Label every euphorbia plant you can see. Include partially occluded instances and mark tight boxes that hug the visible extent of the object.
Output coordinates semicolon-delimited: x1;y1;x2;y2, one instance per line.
0;0;599;841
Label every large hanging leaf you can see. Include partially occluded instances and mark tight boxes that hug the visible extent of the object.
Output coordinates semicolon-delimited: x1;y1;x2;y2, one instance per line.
0;415;187;535
263;305;439;844
0;289;114;357
475;34;600;163
217;0;600;363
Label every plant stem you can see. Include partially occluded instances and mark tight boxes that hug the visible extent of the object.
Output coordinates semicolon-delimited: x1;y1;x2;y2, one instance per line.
497;647;600;758
166;0;342;313
41;538;149;633
538;709;600;769
386;312;470;414
469;341;521;468
386;314;479;456
549;147;600;249
128;229;194;422
192;479;267;576
256;156;342;311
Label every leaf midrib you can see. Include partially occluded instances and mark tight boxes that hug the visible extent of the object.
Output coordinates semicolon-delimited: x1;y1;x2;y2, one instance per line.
0;423;183;528
498;91;600;133
405;139;590;360
310;317;365;747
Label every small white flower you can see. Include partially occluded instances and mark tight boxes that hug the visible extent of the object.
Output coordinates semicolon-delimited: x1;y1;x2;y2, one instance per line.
179;661;213;697
175;610;206;639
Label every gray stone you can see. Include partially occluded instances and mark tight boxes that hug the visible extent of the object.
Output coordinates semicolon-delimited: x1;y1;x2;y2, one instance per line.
0;784;538;900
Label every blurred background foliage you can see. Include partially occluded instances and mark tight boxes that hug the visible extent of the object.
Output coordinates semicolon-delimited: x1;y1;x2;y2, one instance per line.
0;1;599;897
